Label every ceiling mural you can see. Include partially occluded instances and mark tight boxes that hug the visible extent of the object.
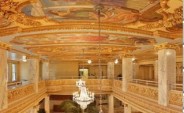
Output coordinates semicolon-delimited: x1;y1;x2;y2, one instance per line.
0;0;182;62
11;33;156;46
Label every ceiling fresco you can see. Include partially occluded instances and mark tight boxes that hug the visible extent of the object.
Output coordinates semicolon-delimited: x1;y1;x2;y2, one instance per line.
0;0;182;62
11;33;156;46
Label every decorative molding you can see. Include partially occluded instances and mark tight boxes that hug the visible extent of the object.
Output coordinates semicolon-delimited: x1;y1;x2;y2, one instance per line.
127;83;158;100
169;90;182;106
0;41;11;50
8;84;34;103
0;79;181;113
154;43;179;51
27;55;40;59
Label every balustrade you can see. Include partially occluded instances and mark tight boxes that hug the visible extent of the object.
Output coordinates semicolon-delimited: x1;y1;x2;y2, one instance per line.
2;79;182;113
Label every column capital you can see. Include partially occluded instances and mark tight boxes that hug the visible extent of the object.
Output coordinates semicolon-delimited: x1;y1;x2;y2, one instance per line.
154;43;179;51
41;59;49;62
27;55;40;60
122;53;133;58
0;41;11;50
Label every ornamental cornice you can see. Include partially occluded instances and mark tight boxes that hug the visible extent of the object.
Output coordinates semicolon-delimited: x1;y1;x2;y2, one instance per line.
122;53;134;58
27;55;40;59
154;43;179;51
0;41;11;50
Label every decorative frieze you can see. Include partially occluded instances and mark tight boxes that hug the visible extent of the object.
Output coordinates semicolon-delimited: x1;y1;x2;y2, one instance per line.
127;83;158;100
154;43;179;51
8;84;34;103
169;90;182;106
0;41;11;50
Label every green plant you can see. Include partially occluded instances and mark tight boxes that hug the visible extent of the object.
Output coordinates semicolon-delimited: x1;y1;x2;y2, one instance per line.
37;108;46;113
60;100;99;113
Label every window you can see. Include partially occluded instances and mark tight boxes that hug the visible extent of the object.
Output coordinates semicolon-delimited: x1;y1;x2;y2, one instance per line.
11;64;16;81
8;61;19;82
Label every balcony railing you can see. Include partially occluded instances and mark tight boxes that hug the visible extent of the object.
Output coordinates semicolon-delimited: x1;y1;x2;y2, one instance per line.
131;79;158;87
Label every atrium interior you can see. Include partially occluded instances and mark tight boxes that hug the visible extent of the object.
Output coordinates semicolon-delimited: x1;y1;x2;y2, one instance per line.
0;0;182;113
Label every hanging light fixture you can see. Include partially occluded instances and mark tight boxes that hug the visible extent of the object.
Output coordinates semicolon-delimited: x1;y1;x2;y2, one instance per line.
73;79;95;110
95;3;104;113
73;49;95;110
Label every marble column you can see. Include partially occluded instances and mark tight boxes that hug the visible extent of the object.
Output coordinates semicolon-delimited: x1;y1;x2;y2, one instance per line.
108;94;114;113
154;60;158;81
122;55;133;92
44;96;50;113
133;61;139;79
124;104;132;113
28;57;39;93
107;62;114;79
42;61;49;80
155;43;177;106
0;48;8;110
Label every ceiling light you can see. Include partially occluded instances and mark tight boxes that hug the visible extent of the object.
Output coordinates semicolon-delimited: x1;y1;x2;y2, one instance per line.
132;57;136;61
114;59;118;64
87;60;92;64
22;55;27;62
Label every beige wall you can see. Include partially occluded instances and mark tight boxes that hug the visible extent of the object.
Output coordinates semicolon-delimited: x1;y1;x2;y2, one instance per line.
49;61;79;79
19;61;31;83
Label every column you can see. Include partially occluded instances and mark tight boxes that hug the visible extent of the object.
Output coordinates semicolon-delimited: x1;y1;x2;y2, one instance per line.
0;43;9;110
133;61;139;79
154;60;158;81
155;43;177;106
107;62;114;79
124;104;132;113
44;96;50;113
42;60;50;80
108;94;114;113
122;54;133;92
28;56;40;93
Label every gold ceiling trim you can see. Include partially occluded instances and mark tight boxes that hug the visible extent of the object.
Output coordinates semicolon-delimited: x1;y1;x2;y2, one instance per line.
154;43;179;51
0;41;11;50
0;24;181;39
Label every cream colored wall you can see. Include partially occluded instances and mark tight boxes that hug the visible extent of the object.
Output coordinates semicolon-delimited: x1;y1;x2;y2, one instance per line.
19;61;31;83
49;61;79;79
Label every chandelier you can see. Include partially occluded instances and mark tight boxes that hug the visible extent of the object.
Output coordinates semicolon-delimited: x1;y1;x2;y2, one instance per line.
73;3;103;112
73;79;95;110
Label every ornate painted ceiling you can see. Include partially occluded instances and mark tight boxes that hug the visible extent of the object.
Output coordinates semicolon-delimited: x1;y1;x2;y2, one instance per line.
0;0;182;62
